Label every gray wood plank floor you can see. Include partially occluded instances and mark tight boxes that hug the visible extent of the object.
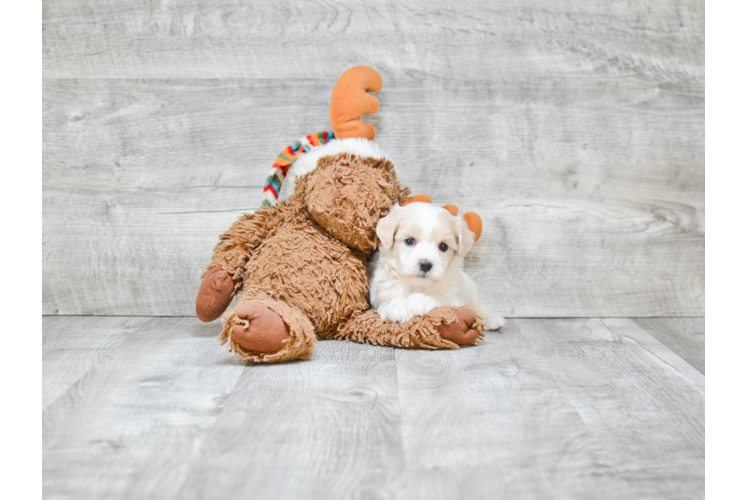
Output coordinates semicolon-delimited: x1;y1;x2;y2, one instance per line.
633;318;705;374
43;316;704;500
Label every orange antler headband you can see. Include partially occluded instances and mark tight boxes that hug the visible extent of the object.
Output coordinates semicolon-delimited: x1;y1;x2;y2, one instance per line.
441;204;484;242
329;66;382;140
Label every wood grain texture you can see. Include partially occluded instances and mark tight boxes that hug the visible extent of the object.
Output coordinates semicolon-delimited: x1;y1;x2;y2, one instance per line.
42;0;704;81
42;316;705;499
633;317;705;374
43;75;703;316
514;318;704;499
42;0;704;316
43;317;247;500
395;320;612;499
42;316;151;409
175;335;405;500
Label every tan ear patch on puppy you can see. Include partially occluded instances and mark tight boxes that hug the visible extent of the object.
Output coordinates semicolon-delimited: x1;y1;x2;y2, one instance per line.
376;205;403;249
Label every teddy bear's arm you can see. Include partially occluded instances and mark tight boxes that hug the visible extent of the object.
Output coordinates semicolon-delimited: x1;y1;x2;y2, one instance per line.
196;207;283;322
205;208;280;280
334;307;484;349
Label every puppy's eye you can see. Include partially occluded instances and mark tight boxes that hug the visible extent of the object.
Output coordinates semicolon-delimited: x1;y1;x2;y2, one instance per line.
405;238;415;246
438;243;449;252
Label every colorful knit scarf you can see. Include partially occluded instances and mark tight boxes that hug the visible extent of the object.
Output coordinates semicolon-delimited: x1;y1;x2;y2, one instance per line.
261;131;335;208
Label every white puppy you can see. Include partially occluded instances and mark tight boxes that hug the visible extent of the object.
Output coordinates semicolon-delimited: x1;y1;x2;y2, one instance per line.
369;202;505;330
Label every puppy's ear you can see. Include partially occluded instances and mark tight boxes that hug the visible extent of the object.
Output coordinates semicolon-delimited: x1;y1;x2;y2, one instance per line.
376;205;402;249
456;217;477;258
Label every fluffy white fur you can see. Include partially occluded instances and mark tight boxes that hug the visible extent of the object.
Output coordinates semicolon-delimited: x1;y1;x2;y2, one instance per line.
369;202;505;330
278;138;392;203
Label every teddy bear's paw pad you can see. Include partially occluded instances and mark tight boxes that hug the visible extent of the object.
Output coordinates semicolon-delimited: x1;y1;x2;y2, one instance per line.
232;302;290;354
437;308;480;346
196;268;235;322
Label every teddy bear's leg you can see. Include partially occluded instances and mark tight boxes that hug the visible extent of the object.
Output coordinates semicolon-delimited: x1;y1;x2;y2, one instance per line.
435;308;484;345
336;307;484;349
220;297;317;363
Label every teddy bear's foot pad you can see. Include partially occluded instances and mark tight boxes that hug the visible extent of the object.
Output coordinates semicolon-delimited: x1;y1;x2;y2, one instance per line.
231;302;290;354
437;308;480;346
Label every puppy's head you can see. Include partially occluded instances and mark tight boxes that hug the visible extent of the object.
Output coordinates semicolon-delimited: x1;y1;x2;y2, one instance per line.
376;202;476;285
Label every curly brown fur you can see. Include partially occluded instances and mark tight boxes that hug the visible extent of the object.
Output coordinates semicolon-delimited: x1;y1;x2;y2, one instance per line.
292;153;408;251
199;150;481;363
335;306;485;349
235;202;370;336
204;206;286;288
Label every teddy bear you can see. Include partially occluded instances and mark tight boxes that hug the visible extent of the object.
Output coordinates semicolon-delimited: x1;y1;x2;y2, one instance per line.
195;66;484;362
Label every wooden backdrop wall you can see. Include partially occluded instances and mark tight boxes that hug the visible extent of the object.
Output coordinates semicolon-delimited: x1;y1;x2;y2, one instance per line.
42;0;704;317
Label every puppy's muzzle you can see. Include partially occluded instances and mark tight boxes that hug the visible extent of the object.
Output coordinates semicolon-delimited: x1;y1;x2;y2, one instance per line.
419;260;433;273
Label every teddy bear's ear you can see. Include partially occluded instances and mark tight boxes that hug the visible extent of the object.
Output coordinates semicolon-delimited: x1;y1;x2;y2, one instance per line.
330;66;382;140
376;205;402;249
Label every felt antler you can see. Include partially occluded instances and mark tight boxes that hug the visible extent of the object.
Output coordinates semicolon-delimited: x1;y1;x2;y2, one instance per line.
462;212;482;242
402;198;483;242
443;204;458;216
402;194;432;205
442;204;482;242
330;66;382;140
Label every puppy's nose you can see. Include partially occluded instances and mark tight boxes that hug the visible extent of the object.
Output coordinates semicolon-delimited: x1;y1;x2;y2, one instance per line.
419;260;433;273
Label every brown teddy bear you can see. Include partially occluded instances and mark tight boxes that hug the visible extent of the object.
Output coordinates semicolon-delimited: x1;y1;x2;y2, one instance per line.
195;67;484;363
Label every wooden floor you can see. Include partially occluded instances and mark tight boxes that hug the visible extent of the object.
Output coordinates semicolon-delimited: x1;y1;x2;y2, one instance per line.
42;315;704;500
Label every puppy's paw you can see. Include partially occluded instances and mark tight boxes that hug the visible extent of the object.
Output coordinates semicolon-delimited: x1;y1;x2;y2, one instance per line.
379;300;414;323
483;313;506;331
404;293;438;317
380;294;438;323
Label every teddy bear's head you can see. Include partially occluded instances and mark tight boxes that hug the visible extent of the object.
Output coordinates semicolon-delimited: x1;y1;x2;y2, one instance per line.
292;152;406;251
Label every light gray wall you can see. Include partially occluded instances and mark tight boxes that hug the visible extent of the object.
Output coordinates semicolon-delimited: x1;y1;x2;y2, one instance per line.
42;0;704;317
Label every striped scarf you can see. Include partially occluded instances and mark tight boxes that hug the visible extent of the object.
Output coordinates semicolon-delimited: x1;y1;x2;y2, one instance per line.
261;131;335;208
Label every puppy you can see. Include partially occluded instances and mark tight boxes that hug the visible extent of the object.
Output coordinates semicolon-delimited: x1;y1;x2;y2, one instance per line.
369;202;505;330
